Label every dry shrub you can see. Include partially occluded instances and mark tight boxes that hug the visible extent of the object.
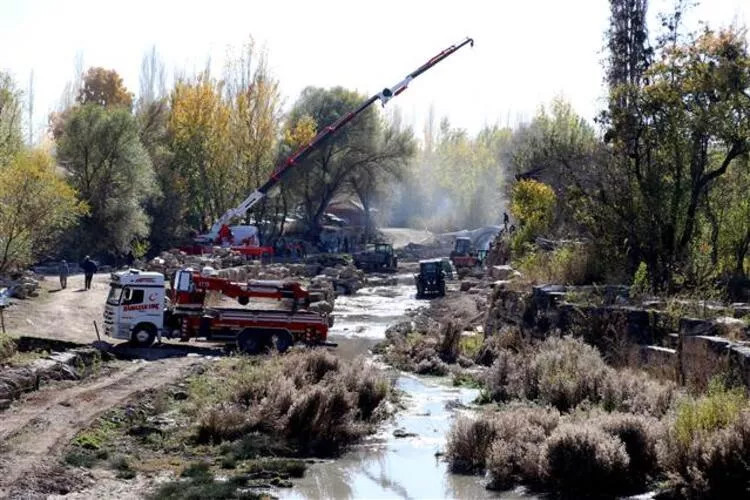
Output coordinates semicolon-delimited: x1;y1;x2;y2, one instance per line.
485;405;560;489
482;337;677;419
541;423;630;496
0;334;17;362
661;410;750;499
446;414;498;473
196;404;248;444
659;381;750;498
285;382;359;455
599;368;677;418
342;362;391;420
483;349;525;402
594;412;662;488
290;349;340;385
195;352;392;457
475;327;524;366
527;337;610;411
438;321;461;363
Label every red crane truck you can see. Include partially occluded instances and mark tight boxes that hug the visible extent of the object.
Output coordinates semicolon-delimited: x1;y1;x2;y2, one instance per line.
103;268;332;354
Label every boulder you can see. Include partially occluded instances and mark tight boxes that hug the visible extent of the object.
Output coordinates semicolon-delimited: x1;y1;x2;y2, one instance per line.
460;279;479;292
489;265;514;280
713;316;748;339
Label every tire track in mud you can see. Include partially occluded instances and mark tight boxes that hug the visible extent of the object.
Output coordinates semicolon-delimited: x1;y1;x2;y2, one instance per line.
0;357;201;497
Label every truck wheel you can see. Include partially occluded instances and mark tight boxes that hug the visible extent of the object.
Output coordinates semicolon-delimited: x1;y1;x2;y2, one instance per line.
439;283;446;297
238;296;249;306
416;283;424;299
268;330;293;354
237;329;262;355
131;325;156;347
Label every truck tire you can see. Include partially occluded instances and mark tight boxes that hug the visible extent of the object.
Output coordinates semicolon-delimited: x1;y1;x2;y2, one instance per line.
439;282;446;297
131;324;156;347
416;282;424;299
237;329;263;355
268;330;293;354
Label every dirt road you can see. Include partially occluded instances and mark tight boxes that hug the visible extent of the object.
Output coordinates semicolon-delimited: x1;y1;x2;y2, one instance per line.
0;356;201;498
4;273;111;344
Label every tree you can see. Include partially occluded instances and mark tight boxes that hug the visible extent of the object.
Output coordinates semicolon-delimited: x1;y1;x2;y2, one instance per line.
510;179;557;251
591;2;750;289
57;104;156;255
284;86;415;239
77;67;133;109
349;110;415;239
0;72;23;167
0;149;86;272
168;74;233;229
224;41;284;240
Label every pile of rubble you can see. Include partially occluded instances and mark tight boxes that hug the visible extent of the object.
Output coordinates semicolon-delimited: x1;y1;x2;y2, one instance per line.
0;271;43;299
145;248;246;276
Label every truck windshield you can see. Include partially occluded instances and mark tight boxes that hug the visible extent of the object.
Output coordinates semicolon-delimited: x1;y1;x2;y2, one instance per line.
107;285;123;305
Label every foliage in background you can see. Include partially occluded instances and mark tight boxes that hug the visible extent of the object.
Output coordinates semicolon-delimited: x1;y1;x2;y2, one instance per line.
0;149;86;271
509;179;556;253
57;103;155;256
0;72;23;167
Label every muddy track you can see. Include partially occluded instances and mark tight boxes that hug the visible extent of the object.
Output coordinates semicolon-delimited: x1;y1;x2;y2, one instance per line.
0;357;201;498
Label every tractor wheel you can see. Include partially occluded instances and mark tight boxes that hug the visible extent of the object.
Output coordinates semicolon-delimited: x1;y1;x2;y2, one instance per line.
416;283;425;299
131;325;156;347
237;329;263;355
267;330;293;354
238;296;249;306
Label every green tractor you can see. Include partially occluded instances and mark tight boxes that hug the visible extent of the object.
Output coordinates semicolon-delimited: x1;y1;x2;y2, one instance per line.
415;259;446;299
353;243;398;272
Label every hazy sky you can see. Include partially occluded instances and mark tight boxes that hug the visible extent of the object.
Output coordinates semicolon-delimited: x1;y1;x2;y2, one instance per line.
1;0;748;140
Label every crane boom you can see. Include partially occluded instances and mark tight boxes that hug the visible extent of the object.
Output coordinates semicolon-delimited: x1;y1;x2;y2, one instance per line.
204;36;474;241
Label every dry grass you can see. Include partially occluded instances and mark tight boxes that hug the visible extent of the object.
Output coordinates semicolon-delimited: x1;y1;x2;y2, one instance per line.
193;350;394;457
541;423;630;496
482;337;677;417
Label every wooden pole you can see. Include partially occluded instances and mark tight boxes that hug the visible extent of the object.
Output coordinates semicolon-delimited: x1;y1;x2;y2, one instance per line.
0;309;5;334
93;320;100;341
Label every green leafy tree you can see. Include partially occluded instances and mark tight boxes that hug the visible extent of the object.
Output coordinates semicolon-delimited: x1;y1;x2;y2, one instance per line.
284;86;414;239
584;2;750;290
57;104;156;255
0;149;86;272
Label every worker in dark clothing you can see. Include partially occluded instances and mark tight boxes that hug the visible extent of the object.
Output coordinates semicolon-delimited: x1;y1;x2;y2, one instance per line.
125;250;135;268
81;256;97;290
503;211;509;231
59;259;69;289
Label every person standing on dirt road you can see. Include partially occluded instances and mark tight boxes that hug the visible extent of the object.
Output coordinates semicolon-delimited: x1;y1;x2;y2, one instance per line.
81;256;97;290
59;259;69;289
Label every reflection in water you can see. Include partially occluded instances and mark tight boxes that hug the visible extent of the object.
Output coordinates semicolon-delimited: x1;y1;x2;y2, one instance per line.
279;279;534;499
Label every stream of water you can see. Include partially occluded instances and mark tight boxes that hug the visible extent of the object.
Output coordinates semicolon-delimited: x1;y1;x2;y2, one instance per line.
279;276;529;499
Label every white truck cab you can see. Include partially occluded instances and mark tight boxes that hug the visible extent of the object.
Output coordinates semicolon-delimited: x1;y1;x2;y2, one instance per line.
103;269;166;347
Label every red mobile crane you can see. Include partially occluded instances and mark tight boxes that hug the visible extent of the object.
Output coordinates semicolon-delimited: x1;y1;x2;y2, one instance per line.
187;37;474;254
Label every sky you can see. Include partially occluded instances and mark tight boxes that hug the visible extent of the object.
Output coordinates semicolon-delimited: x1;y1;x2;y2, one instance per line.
1;0;748;141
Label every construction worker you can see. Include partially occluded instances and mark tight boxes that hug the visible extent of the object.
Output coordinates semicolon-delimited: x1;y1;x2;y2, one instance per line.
81;256;98;290
59;259;69;289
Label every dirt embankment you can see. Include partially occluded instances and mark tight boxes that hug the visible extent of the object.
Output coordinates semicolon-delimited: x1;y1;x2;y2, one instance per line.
0;356;202;498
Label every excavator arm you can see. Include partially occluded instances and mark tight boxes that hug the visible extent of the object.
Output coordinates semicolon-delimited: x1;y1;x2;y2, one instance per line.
203;37;474;241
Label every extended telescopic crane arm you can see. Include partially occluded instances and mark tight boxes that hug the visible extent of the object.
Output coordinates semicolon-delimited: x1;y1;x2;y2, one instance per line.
205;36;474;240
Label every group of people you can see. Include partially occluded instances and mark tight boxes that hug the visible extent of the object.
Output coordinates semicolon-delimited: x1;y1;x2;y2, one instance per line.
58;256;98;290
